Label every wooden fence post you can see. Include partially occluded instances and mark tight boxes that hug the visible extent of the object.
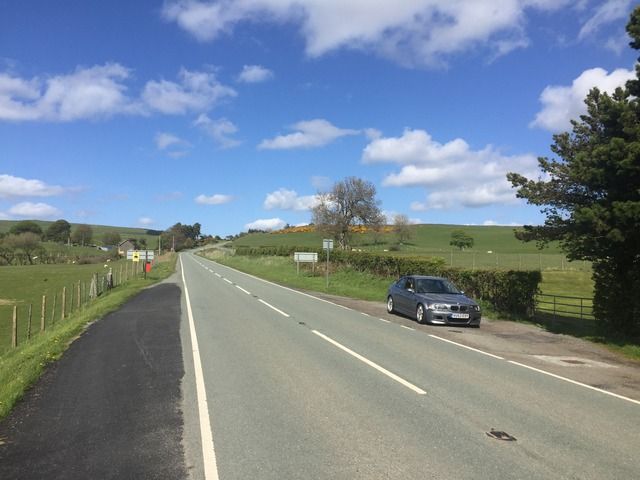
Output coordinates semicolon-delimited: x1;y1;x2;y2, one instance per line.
61;287;66;321
27;304;33;340
77;281;81;310
12;306;18;348
41;295;46;332
51;294;57;324
69;286;74;314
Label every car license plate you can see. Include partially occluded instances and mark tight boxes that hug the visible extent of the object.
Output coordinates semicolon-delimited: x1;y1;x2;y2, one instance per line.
451;313;469;319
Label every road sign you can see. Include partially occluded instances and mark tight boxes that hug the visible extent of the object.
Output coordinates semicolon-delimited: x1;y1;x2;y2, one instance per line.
323;239;334;250
294;252;318;275
127;250;155;261
294;252;318;263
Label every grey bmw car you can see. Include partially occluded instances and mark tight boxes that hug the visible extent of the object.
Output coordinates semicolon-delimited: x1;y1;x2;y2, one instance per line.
386;275;481;327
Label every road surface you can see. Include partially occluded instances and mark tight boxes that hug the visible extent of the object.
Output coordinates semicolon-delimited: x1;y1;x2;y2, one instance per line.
178;253;640;479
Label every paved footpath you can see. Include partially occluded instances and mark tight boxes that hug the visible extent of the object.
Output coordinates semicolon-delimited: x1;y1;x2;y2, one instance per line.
0;283;187;480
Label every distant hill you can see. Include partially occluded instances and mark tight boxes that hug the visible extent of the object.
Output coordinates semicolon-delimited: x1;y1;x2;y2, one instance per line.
234;224;562;255
0;220;161;247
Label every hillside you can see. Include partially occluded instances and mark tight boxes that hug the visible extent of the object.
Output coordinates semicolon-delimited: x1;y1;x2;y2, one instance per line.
234;224;563;255
0;220;160;247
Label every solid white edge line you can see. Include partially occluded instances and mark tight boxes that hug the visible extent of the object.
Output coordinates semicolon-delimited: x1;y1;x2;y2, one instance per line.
180;256;220;480
400;325;415;331
312;330;426;395
429;334;504;360
236;285;251;295
258;299;290;317
508;360;640;406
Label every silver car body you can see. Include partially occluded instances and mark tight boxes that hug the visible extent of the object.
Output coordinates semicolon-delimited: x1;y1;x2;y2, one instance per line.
386;275;481;327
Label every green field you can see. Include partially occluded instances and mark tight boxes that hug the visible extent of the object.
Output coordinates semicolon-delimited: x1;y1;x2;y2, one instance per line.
234;225;589;272
0;259;145;353
0;219;160;248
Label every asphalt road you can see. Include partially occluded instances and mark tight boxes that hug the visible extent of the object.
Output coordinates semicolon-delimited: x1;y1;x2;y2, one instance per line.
1;252;639;479
179;253;640;480
0;283;187;480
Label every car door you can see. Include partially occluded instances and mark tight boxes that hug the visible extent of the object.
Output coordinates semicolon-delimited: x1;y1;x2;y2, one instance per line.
395;277;416;314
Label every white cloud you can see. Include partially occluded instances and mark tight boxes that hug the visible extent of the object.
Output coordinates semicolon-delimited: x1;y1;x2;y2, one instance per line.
8;201;61;218
258;119;358;150
0;64;137;121
0;64;236;122
578;0;632;41
363;128;538;210
194;114;240;148
195;193;233;205
530;66;635;132
163;0;571;68
482;219;523;226
263;188;320;211
238;65;274;83
155;132;186;150
142;68;236;115
138;217;154;226
0;174;66;198
244;217;286;231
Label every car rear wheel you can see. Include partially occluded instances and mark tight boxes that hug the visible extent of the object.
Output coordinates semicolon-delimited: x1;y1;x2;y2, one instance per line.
416;304;426;324
386;296;395;314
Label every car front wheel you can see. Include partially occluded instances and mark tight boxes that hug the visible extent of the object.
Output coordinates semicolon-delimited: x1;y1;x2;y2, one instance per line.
416;304;426;324
387;296;395;314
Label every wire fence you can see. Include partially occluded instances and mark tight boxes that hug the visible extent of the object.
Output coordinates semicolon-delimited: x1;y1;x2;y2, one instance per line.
420;250;592;271
0;261;146;354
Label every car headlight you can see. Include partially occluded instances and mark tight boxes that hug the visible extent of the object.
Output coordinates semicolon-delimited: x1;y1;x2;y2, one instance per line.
428;303;449;310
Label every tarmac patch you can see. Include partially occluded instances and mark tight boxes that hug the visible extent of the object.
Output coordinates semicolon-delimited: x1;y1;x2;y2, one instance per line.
533;355;618;368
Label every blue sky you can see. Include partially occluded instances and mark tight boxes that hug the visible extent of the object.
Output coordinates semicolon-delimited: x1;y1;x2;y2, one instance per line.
1;1;637;237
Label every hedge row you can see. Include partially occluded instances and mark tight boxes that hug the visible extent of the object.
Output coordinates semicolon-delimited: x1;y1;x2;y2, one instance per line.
234;246;541;315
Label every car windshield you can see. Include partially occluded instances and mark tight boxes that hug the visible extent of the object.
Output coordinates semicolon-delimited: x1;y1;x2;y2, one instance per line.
415;278;462;294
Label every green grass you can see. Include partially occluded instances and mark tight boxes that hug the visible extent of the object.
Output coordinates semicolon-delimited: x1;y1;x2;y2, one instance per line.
0;253;176;421
201;250;390;301
235;224;564;253
0;260;134;353
539;271;594;298
233;225;591;272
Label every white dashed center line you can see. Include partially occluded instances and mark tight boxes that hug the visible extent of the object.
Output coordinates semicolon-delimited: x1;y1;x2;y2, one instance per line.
258;299;290;317
312;330;426;395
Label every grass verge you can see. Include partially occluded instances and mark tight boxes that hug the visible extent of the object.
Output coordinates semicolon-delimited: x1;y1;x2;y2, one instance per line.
200;249;640;362
0;254;177;421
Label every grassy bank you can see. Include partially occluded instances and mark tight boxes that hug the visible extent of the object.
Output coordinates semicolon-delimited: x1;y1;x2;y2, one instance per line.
0;254;176;421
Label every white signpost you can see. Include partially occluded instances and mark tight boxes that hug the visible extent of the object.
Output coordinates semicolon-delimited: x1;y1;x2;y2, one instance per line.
323;239;334;288
294;252;318;274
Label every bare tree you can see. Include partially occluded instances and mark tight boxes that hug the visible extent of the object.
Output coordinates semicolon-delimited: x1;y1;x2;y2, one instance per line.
393;214;412;244
312;177;382;250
